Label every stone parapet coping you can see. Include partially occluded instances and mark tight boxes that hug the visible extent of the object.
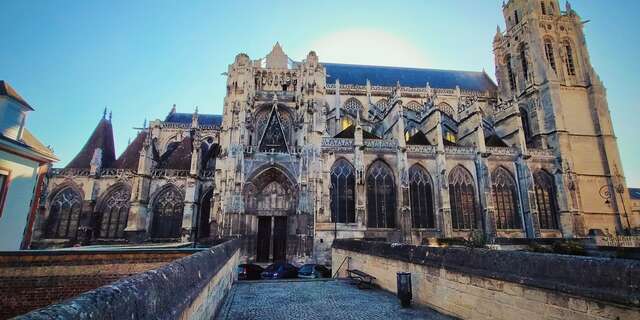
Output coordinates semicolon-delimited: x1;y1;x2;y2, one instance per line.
332;239;640;307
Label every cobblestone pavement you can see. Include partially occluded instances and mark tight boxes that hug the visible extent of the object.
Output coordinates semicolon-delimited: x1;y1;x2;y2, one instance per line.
215;279;455;320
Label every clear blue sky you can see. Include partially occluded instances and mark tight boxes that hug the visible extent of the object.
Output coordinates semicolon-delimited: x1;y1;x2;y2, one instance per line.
1;1;638;186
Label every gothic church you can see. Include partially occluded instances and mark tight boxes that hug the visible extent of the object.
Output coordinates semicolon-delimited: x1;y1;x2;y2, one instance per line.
30;0;638;264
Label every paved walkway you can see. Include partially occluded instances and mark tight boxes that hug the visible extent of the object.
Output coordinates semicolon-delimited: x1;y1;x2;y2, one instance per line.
215;279;454;320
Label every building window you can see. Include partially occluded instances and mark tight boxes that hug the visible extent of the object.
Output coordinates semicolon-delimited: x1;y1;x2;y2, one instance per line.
151;186;184;239
534;171;559;229
491;167;522;229
520;108;532;143
409;165;435;229
96;186;131;239
544;39;557;73
520;44;529;81
366;160;396;228
541;1;547;15
564;40;577;76
514;10;519;25
330;159;356;223
506;55;516;92
0;170;8;217
449;166;478;230
46;187;82;239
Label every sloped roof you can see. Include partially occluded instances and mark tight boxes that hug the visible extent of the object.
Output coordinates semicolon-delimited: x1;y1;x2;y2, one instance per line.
164;113;223;126
324;63;497;92
112;131;147;170
334;124;380;139
66;118;116;169
159;136;192;170
629;188;640;200
407;131;432;146
0;80;33;110
485;133;509;147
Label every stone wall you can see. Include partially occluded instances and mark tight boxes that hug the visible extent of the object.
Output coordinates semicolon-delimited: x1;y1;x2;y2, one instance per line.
8;239;239;319
332;239;640;320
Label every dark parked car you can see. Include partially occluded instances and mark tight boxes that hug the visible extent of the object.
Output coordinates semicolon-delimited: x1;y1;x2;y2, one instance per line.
237;264;264;280
261;262;298;279
297;264;331;279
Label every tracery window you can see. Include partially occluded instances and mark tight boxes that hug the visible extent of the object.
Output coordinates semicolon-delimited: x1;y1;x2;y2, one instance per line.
151;186;184;239
534;171;559;229
343;97;363;114
520;108;532;143
259;108;289;153
405;101;422;112
437;103;455;119
563;40;576;76
409;165;434;229
96;186;131;239
506;55;516;92
448;166;478;230
366;161;396;228
544;39;557;73
375;99;389;111
491;167;522;229
330;159;356;223
541;1;547;15
46;187;82;239
520;44;529;81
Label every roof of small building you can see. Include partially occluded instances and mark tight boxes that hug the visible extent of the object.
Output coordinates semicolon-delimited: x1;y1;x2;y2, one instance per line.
0;80;33;110
629;188;640;200
112;131;147;170
66;117;116;169
164;113;223;126
324;63;497;92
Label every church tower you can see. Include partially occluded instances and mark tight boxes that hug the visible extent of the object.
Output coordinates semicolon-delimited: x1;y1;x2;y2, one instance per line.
493;0;636;235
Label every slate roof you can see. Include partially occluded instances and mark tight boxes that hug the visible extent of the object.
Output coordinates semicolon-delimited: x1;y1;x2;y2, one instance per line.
485;134;509;147
629;188;640;200
164;113;223;126
0;80;33;110
407;131;432;146
112;131;147;170
334;125;380;139
324;63;497;92
66;118;116;169
159;136;192;170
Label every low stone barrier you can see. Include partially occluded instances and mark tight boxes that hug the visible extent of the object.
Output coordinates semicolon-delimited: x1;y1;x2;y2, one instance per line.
332;239;640;320
14;239;240;320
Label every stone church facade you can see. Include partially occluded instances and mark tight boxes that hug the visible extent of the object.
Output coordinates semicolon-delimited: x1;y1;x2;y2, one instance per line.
29;0;638;264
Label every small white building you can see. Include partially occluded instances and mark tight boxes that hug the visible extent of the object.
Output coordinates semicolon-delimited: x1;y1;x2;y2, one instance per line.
0;81;57;250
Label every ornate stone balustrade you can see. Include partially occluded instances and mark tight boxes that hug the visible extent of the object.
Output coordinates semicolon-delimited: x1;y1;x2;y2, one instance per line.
406;145;437;154
444;145;476;155
486;146;519;156
321;138;354;152
326;83;491;97
593;235;640;248
364;139;397;152
99;168;135;177
151;169;190;178
528;148;555;158
160;122;219;130
51;168;91;177
200;170;215;179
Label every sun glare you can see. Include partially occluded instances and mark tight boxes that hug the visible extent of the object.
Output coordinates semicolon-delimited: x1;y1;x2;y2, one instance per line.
308;28;430;68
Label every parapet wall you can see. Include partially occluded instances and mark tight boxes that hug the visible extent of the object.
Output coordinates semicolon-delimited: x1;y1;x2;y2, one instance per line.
11;239;239;320
332;239;640;320
0;248;200;319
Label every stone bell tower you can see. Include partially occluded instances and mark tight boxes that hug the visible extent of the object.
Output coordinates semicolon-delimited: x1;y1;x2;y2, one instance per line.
493;0;637;235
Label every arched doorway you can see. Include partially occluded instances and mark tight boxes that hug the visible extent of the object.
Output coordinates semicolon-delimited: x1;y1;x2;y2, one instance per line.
244;166;296;262
198;188;214;240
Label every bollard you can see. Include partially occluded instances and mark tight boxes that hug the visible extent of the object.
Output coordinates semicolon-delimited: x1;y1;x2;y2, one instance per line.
396;272;412;308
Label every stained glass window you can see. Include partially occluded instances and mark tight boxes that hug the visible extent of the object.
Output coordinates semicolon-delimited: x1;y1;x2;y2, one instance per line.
343;97;363;114
409;165;435;228
97;186;131;239
46;187;82;239
366;161;396;228
492;167;522;229
330;159;356;223
449;166;478;230
534;171;559;229
151;186;184;239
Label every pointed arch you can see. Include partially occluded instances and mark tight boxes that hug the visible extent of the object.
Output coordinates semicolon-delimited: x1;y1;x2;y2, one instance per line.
375;99;389;111
95;184;131;239
366;160;396;228
562;39;577;76
491;166;522;229
45;186;83;239
543;38;557;73
330;158;356;223
405;100;422;111
534;170;559;229
150;184;184;239
449;166;478;230
505;54;516;92
258;106;290;153
409;165;435;228
198;187;214;239
343;97;363;114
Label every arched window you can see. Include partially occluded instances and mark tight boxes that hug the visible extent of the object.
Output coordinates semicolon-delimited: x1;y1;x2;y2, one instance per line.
46;187;82;239
448;166;478;230
330;159;356;223
96;186;131;239
151;186;184;239
544;39;557;73
541;1;547;15
505;55;516;92
375;99;389;111
520;107;532;143
343;97;363;114
563;40;576;76
198;188;214;239
409;165;435;228
491;167;522;229
520;44;529;81
366;161;396;228
534;171;559;229
405;101;422;111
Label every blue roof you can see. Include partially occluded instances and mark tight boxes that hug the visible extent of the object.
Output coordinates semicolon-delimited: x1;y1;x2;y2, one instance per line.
164;113;222;126
324;63;497;92
629;188;640;200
